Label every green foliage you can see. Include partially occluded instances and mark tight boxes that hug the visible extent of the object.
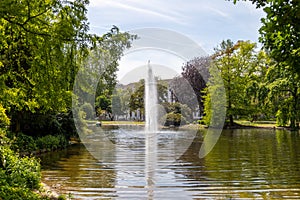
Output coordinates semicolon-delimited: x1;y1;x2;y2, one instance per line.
58;195;67;200
161;102;191;126
257;0;300;75
36;134;68;151
112;91;124;115
129;79;145;116
14;133;37;152
231;0;300;128
276;110;288;127
233;0;300;73
181;56;210;111
264;64;300;128
0;0;91;117
0;0;135;132
0;186;41;200
163;112;187;127
10;133;68;153
0;143;43;199
93;27;136;98
80;103;94;120
95;93;112;113
128;79;169;120
0;104;10;128
206;40;266;126
202;65;226;127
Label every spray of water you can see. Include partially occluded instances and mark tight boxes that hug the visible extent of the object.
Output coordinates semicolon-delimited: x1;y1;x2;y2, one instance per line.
145;61;158;198
145;60;158;132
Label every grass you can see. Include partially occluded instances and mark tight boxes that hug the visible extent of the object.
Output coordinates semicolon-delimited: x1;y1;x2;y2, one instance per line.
102;120;145;125
86;119;280;129
86;120;145;125
235;120;277;128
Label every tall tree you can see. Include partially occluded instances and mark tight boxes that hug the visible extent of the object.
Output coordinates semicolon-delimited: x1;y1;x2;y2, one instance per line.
264;65;300;128
232;0;300;128
181;57;210;112
0;0;91;132
0;0;134;132
207;40;264;126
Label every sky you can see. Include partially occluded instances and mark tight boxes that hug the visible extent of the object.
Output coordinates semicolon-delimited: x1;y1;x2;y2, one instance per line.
87;0;265;84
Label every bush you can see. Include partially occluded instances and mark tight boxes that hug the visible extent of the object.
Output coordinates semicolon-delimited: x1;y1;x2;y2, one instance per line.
57;111;77;139
0;186;41;200
36;134;68;151
13;133;37;152
0;104;10;128
0;145;41;189
0;143;43;200
163;112;187;127
80;103;94;120
11;133;68;153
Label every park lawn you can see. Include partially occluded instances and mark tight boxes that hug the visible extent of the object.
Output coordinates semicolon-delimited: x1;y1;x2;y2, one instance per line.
102;120;145;125
86;119;279;129
235;120;277;128
86;120;145;125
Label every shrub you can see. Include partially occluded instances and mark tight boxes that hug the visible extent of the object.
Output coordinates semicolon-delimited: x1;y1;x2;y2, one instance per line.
0;145;41;190
0;186;41;200
10;133;68;153
36;134;67;151
80;103;94;120
13;133;37;152
0;144;42;200
57;111;77;139
163;112;187;127
0;104;10;128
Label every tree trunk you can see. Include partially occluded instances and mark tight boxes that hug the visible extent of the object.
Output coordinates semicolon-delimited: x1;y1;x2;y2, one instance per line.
229;114;234;127
228;92;234;126
15;112;23;133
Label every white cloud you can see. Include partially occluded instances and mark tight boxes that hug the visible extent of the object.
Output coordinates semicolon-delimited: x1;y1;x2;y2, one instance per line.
89;0;188;25
87;0;265;80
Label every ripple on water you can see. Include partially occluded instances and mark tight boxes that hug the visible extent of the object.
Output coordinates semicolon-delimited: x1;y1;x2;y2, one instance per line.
41;129;300;199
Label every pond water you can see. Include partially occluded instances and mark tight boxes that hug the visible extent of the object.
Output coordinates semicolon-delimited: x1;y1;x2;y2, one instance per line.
40;128;300;199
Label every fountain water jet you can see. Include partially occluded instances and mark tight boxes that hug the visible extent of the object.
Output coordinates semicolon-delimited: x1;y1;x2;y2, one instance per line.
145;60;158;132
145;60;158;198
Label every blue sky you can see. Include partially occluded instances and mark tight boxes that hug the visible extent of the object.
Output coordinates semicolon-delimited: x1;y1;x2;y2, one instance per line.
87;0;265;84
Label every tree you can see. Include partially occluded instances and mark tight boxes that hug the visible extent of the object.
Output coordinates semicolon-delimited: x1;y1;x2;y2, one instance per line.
80;103;94;120
232;0;300;128
181;57;210;112
118;87;133;119
264;65;300;128
169;76;199;111
95;91;112;118
0;0;135;132
128;79;168;120
207;40;265;126
161;102;192;126
232;0;300;73
244;50;273;121
0;0;92;132
94;27;135;98
129;80;145;120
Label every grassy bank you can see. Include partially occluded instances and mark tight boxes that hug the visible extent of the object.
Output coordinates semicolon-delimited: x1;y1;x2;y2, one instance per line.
235;120;277;128
87;120;295;131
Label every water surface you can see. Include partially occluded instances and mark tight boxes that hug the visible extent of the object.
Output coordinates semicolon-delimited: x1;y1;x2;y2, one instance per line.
40;128;300;199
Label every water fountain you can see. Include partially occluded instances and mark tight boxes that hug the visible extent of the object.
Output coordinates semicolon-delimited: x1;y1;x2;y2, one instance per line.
145;60;158;198
145;60;158;132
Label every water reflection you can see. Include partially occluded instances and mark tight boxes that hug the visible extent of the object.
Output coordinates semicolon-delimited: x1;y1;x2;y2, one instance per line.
40;128;300;199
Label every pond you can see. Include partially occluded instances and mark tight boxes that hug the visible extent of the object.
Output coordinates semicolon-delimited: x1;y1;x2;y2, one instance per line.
40;128;300;199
